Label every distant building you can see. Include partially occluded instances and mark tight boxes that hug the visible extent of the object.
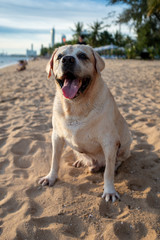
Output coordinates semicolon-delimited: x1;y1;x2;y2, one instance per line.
62;34;66;43
51;28;55;47
26;44;37;57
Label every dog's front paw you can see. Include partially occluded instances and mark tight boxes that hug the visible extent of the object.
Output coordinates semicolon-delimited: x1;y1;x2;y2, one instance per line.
38;174;57;187
102;190;120;203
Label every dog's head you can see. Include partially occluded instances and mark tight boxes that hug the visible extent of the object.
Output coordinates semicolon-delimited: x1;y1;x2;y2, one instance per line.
46;45;105;100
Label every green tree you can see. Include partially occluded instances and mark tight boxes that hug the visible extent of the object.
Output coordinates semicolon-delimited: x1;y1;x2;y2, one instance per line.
106;0;160;55
88;21;105;47
99;30;113;45
137;18;160;50
106;0;149;27
147;0;160;19
40;47;48;56
113;31;125;46
124;35;135;47
71;22;84;41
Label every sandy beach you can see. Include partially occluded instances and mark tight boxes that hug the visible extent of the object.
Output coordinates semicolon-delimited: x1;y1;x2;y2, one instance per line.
0;58;160;240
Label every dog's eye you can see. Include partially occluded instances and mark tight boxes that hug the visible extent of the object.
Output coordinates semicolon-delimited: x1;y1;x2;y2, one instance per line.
57;54;63;60
77;52;88;60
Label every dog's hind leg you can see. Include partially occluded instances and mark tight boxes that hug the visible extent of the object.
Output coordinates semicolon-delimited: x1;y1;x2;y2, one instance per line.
73;151;92;168
73;151;103;173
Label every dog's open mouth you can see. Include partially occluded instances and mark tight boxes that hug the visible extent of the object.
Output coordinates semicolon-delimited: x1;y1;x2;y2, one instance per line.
56;72;91;99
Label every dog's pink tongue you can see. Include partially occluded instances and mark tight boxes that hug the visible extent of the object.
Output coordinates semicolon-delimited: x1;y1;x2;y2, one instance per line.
62;79;80;99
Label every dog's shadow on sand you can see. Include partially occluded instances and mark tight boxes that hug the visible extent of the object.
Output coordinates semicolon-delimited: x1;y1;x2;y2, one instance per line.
16;213;85;240
61;129;160;214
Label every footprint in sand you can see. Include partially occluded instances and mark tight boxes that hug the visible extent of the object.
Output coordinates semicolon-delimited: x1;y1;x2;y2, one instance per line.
99;199;122;219
126;113;136;120
113;221;147;239
0;126;9;138
30;214;84;238
13;155;32;169
0;159;9;174
146;122;156;127
0;195;23;218
26;185;45;198
0;187;7;201
17;215;83;240
0;137;8;148
12;126;23;131
134;143;154;151
0;105;12;112
86;174;103;184
78;181;97;195
30;124;51;132
32;114;49;123
0;114;7;123
25;199;43;217
138;117;148;122
11;138;32;155
146;190;160;210
132;130;146;138
68;167;83;178
16;223;54;240
127;178;148;191
31;134;46;142
13;169;28;179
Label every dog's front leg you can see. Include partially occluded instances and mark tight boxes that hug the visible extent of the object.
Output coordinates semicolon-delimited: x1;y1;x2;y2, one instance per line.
39;132;64;186
101;137;120;202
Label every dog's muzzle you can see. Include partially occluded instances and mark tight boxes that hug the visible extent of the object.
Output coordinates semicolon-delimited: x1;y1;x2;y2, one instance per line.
62;56;75;72
56;71;91;100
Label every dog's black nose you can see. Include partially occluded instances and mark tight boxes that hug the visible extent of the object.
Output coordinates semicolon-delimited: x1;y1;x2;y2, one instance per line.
62;56;75;65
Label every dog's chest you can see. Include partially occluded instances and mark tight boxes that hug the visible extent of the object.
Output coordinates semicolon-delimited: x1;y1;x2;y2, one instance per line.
63;118;100;153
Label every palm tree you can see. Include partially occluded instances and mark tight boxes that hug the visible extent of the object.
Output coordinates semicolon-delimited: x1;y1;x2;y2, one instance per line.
71;22;84;41
113;31;125;47
88;21;104;47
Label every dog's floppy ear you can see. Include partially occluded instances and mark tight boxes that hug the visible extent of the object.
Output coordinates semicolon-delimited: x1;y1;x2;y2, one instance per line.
46;48;58;78
92;49;105;73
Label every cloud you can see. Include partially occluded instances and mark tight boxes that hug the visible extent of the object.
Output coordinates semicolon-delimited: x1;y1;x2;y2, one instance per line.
0;0;132;54
0;0;118;29
0;26;49;34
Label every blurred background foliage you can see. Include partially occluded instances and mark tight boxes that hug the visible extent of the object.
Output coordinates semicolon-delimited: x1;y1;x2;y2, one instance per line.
40;0;160;59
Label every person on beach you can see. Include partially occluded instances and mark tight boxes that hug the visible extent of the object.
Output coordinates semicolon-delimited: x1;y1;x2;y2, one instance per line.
77;35;87;45
17;60;27;71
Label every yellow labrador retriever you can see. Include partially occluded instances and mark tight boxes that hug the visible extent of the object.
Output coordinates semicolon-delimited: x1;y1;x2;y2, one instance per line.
39;45;132;202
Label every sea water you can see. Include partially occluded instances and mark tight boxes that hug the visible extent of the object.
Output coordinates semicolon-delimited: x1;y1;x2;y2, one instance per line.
0;55;29;69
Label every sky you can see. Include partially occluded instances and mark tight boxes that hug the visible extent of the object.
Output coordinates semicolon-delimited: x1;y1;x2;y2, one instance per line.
0;0;134;55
